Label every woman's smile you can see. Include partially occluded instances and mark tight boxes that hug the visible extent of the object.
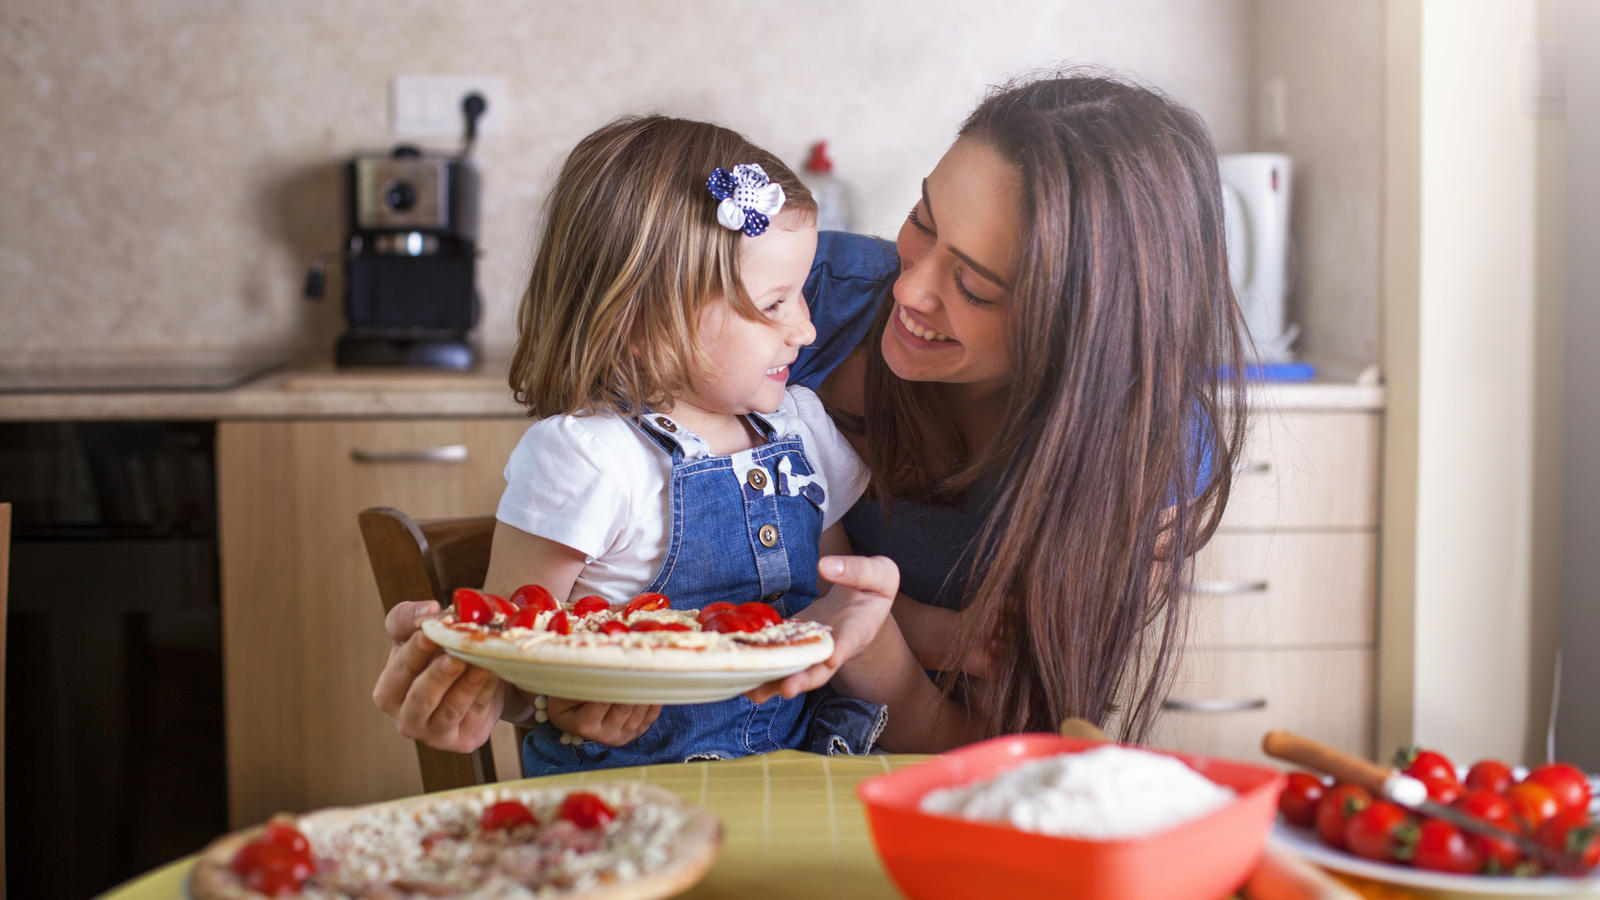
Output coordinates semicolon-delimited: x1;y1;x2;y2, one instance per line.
893;305;956;343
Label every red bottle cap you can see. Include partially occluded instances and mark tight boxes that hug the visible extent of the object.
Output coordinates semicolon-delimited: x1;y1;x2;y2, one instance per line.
805;141;833;174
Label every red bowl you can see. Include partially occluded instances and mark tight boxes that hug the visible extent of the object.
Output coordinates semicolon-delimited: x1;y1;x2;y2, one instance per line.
857;734;1285;900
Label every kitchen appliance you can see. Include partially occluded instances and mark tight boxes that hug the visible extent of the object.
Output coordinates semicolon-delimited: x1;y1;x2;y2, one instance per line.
329;95;487;369
1220;153;1295;362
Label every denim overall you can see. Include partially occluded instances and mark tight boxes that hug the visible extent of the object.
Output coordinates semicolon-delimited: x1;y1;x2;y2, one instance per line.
522;408;887;775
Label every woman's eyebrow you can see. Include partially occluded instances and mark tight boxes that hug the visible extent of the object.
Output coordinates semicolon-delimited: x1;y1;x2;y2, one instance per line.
923;179;1010;289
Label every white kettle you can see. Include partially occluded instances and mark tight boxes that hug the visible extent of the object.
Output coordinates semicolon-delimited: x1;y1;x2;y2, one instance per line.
1220;153;1295;361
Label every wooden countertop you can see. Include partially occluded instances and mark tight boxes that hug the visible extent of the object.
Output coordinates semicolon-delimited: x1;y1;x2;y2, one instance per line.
0;357;1385;422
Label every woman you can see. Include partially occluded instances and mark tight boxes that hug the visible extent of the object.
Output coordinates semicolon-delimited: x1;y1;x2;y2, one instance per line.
373;69;1248;754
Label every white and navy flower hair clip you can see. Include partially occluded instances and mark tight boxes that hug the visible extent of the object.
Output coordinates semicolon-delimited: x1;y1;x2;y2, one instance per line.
706;164;786;237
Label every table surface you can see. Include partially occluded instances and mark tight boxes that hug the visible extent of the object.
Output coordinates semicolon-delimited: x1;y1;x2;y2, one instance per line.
100;751;928;900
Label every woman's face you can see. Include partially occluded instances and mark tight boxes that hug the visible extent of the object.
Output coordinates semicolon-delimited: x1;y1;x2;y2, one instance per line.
884;136;1022;396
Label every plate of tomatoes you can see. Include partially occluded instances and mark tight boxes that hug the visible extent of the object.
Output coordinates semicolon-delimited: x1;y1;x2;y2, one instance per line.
1270;746;1600;896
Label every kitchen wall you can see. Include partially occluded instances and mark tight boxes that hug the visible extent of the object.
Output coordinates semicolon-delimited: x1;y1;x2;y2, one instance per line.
0;0;1268;364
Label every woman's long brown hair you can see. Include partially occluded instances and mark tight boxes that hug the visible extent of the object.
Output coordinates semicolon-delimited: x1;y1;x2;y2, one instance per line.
859;72;1251;742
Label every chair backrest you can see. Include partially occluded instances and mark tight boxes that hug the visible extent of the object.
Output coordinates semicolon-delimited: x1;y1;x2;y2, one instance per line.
358;506;521;792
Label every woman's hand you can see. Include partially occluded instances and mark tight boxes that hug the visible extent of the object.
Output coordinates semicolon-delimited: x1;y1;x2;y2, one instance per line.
545;698;661;746
371;599;507;753
745;554;899;703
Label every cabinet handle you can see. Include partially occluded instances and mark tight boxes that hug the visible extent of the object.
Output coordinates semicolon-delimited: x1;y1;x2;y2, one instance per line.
1162;697;1268;714
350;444;469;464
1188;579;1269;596
1234;460;1271;475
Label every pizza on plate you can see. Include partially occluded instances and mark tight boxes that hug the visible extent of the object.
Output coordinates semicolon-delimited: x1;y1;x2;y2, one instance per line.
419;587;835;673
189;781;720;899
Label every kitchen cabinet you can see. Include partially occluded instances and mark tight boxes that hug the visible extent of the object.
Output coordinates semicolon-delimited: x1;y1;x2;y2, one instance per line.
1151;409;1382;764
217;417;529;828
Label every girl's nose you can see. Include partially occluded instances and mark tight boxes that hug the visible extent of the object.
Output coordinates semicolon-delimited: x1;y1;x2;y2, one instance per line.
787;312;817;347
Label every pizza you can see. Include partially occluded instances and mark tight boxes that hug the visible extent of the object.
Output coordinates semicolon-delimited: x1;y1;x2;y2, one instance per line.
189;781;720;899
419;587;834;673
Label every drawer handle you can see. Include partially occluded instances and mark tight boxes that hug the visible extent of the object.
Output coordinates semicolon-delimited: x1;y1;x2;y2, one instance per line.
1162;697;1268;714
1234;460;1271;475
1188;579;1269;596
350;444;469;464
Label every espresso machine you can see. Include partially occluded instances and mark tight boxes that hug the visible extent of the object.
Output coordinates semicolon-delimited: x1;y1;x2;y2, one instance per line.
322;95;486;368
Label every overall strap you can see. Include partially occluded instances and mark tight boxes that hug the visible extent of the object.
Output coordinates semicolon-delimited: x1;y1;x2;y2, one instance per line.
629;411;687;461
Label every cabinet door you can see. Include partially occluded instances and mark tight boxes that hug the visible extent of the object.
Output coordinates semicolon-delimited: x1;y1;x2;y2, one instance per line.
218;418;529;827
1187;531;1377;648
1221;411;1382;530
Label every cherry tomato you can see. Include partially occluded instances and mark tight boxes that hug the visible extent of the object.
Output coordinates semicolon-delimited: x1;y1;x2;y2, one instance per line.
507;607;542;630
624;593;671;617
1525;763;1593;819
452;587;493;625
1464;758;1516;795
1508;781;1562;833
701;611;758;633
1345;800;1416;863
1536;811;1600;875
1453;789;1520;873
546;611;571;635
480;800;539;832
660;622;691;631
260;823;311;859
629;621;664;632
1394;746;1459;789
736;602;782;627
1278;772;1326;828
572;595;610;617
558;791;616;829
598;620;629;636
1421;774;1463;805
231;841;313;894
1315;783;1371;851
697;602;736;624
487;594;517;618
1413;819;1484;874
509;584;558;613
247;867;306;897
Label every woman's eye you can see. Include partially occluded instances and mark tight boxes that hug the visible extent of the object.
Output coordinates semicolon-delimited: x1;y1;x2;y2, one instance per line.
907;204;933;235
954;272;995;308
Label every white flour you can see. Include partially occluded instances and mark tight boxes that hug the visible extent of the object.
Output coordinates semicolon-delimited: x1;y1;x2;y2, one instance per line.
919;745;1234;840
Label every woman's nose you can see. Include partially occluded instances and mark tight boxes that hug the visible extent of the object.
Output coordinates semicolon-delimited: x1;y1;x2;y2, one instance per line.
892;252;940;312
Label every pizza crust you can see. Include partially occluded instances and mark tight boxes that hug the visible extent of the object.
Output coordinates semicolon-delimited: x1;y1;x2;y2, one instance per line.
188;782;721;900
420;611;834;673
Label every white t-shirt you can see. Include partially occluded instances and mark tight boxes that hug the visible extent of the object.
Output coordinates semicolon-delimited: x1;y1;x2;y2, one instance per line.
496;385;868;602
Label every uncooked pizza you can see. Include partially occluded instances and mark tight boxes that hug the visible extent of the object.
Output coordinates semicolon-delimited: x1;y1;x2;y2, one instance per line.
189;781;720;899
420;586;835;672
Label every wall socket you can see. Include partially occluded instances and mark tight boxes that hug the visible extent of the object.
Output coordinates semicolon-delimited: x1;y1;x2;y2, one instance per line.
390;75;509;139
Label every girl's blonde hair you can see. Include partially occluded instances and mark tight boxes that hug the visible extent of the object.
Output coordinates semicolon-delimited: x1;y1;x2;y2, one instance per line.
509;115;816;417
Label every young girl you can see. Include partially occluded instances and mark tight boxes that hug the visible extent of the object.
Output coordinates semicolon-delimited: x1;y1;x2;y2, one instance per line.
481;115;893;775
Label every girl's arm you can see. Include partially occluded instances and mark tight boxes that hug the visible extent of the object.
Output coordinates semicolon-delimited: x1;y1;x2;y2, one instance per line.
484;522;663;746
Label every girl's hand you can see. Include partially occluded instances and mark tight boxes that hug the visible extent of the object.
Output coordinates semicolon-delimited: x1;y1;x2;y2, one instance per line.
545;697;661;746
745;554;898;703
372;599;506;753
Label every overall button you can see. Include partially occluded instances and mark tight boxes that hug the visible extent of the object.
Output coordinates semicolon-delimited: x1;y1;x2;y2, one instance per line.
653;416;677;432
746;468;768;490
758;524;778;547
762;591;783;603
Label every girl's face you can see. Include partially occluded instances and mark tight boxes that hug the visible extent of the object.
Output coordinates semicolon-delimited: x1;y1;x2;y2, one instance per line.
674;209;819;423
884;137;1021;397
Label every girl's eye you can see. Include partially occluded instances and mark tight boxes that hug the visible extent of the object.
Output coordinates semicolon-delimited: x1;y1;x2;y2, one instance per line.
954;272;996;308
907;204;933;235
763;298;786;315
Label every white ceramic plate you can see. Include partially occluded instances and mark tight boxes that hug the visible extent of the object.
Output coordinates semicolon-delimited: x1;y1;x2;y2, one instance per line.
436;643;807;704
1270;824;1600;898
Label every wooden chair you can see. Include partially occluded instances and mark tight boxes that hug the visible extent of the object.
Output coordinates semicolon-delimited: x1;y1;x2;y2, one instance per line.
357;507;528;793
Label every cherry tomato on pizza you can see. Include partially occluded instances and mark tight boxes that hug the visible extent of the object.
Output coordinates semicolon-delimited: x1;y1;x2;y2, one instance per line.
598;620;629;636
1413;819;1484;875
480;800;539;832
510;584;558;613
1524;763;1593;819
1345;800;1416;863
487;594;518;618
624;592;671;617
736;602;782;627
572;595;610;617
1315;783;1371;851
546;611;571;635
507;606;542;630
1277;772;1326;828
559;792;616;829
230;841;313;896
452;588;493;625
1464;758;1516;795
260;823;311;860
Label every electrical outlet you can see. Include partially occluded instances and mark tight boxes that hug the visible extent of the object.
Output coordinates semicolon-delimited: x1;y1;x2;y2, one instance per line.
390;75;508;139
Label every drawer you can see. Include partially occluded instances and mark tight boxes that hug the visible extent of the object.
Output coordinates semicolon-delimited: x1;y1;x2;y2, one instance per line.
1220;411;1381;530
1188;531;1376;647
1147;648;1374;765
